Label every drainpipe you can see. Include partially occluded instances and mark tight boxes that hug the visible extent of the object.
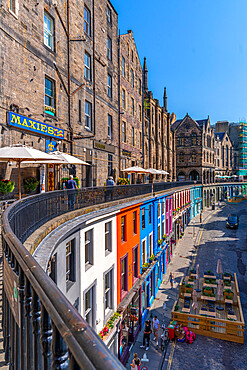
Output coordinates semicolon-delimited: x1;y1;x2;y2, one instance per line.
118;31;121;175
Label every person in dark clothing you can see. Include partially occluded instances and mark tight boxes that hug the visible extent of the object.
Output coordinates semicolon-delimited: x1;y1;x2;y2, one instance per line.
105;176;115;201
140;320;152;350
66;175;78;210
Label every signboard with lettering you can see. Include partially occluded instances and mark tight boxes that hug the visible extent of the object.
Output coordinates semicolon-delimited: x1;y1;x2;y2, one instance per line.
3;255;20;327
45;139;57;153
94;141;115;154
8;112;64;139
122;149;131;157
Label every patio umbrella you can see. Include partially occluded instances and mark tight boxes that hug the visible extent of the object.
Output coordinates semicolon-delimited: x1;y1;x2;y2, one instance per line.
25;151;90;165
122;166;150;174
217;259;223;278
216;279;224;311
146;168;163;175
192;289;198;311
0;145;60;199
160;170;169;175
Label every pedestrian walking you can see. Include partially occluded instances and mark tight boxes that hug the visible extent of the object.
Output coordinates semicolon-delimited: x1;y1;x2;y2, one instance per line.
105;176;115;201
200;211;203;224
130;353;141;369
65;175;78;210
152;316;160;346
169;272;175;288
140;320;152;350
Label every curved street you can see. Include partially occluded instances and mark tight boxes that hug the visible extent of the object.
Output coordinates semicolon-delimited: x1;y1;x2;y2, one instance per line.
164;200;247;370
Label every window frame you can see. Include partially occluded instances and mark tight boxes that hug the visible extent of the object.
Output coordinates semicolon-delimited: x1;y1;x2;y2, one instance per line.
107;36;112;61
66;239;76;284
121;216;126;242
121;56;125;77
85;229;94;269
149;205;152;224
105;221;112;254
107;74;112;98
131;69;134;88
142;239;146;265
106;6;112;24
133;246;138;280
131;127;135;146
133;211;137;235
84;6;91;36
142;208;145;229
107;114;112;138
131;97;134;116
104;268;113;318
122;121;126;143
84;51;91;81
122;88;126;109
44;11;54;50
45;76;56;115
85;100;92;130
121;254;128;298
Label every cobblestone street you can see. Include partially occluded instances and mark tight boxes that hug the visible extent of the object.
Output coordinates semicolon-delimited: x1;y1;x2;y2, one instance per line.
163;201;247;370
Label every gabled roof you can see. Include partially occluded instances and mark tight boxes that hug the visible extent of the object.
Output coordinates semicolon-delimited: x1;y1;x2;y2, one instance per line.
215;132;225;141
171;119;182;132
196;119;208;128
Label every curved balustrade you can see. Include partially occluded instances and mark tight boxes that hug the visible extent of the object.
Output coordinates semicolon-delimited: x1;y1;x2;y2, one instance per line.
2;180;243;368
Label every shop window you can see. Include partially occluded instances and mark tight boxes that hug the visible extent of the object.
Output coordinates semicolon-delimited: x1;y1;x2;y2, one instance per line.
105;221;112;253
107;115;112;138
45;77;55;116
84;6;91;36
84;52;91;81
121;255;128;295
133;211;137;234
44;11;54;50
85;229;93;269
142;208;145;229
149;205;152;224
142;239;146;264
139;132;142;149
158;202;161;218
121;216;126;242
149;233;153;257
66;239;76;283
85;101;92;130
107;36;112;61
104;268;113;316
84;284;95;329
107;74;112;98
133;247;138;279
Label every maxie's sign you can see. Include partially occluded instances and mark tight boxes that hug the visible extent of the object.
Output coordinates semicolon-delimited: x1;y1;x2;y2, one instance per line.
8;112;64;140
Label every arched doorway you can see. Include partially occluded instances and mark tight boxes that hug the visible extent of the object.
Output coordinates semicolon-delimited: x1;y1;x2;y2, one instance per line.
189;170;199;181
177;171;186;182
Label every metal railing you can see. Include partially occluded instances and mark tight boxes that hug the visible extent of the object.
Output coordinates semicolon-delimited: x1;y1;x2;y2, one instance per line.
1;180;197;369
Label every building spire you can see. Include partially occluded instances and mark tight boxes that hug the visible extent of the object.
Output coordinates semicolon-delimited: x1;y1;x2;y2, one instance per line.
163;87;167;112
143;57;148;93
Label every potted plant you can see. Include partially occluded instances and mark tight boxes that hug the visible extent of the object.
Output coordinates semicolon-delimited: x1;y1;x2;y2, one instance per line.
224;288;233;300
117;177;130;185
203;286;213;296
142;262;150;272
23;177;39;193
158;239;163;246
0;179;15;195
223;272;232;281
163;234;167;240
149;254;155;263
184;283;193;294
204;270;213;276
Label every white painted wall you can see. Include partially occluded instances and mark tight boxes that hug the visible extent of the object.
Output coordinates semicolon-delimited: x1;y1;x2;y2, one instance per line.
80;213;117;333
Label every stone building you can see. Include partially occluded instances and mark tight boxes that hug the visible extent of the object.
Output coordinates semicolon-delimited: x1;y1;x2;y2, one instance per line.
0;0;119;191
214;132;233;176
171;114;215;183
142;58;175;181
119;30;143;181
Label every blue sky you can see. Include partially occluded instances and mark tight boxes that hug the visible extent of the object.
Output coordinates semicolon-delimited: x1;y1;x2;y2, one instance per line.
113;0;247;124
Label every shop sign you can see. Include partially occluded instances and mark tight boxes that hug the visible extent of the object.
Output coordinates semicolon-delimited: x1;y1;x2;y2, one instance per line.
94;141;115;154
8;112;64;139
45;139;57;153
122;149;131;157
3;255;20;327
47;164;55;191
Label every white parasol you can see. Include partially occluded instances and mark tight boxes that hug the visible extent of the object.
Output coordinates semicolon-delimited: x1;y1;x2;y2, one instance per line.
0;145;61;199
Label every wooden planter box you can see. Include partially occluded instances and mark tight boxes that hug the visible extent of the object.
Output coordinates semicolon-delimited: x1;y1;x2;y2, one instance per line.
224;291;233;300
